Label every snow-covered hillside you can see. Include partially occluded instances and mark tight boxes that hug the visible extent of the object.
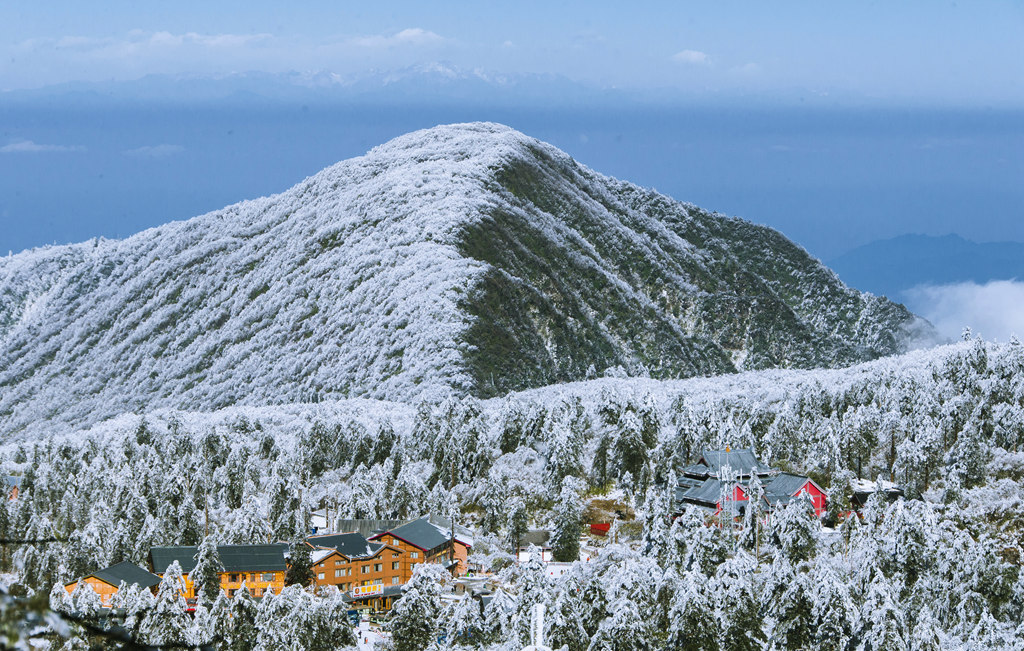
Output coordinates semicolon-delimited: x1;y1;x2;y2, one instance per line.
0;123;933;438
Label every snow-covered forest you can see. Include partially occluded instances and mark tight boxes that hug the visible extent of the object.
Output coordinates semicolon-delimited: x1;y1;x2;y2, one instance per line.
1;336;1022;648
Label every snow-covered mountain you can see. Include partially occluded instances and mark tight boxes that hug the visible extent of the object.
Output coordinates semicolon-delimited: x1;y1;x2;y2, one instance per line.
0;123;933;437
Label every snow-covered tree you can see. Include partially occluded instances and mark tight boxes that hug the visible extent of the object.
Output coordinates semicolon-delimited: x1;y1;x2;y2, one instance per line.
388;562;448;651
191;536;224;604
285;538;314;587
551;477;584;562
138;560;190;647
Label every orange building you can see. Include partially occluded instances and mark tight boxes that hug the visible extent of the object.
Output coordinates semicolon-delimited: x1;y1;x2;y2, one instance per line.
148;544;288;599
64;561;161;607
306;533;409;589
369;515;473;576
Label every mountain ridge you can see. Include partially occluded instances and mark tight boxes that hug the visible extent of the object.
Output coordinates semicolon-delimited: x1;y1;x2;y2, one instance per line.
0;122;934;436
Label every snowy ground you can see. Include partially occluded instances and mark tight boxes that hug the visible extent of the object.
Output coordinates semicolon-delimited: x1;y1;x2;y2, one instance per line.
355;621;385;651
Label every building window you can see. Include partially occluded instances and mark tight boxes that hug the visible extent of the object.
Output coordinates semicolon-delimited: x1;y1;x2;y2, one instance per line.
361;565;370;574
318;573;325;580
335;569;343;578
374;563;382;572
249;573;257;583
263;574;275;582
410;551;418;559
391;552;398;558
392;561;399;570
392;576;400;585
229;574;239;583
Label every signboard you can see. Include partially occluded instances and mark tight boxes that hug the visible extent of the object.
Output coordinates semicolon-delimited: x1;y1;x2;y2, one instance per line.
351;584;383;598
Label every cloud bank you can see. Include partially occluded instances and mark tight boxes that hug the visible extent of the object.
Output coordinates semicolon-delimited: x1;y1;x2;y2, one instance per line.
904;279;1024;342
1;140;84;153
124;144;185;158
671;49;710;65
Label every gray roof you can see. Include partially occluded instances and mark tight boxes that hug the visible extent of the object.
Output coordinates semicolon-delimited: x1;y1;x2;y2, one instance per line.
681;464;711;479
331;519;403;538
698;449;772;478
764;473;812;498
307;533;384;559
375;517;451;552
518;530;551;548
681;478;724;506
87;562;161;590
149;544;288;574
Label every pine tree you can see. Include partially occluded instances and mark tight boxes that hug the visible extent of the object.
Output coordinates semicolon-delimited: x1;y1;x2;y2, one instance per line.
191;536;224;605
229;584;259;651
285;539;315;587
667;570;719;651
507;496;529;553
711;552;766;651
138;560;191;648
551;477;583;563
811;561;855;651
547;574;590;651
388;563;447;651
857;580;907;651
769;495;819;564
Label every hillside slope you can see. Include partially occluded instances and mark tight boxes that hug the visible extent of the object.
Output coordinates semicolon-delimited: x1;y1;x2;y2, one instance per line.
0;123;932;435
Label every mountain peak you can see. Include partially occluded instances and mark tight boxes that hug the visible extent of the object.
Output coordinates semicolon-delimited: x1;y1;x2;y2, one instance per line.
0;124;932;436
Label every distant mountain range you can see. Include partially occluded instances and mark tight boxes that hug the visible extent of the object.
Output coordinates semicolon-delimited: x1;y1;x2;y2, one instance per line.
0;123;934;436
829;234;1024;299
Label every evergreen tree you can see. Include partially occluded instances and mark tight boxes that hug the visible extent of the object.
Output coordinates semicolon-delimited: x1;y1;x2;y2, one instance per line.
285;539;315;587
191;536;224;605
769;495;819;564
138;560;191;648
547;574;590;651
857;580;907;651
229;584;259;651
711;552;766;651
388;563;447;651
667;570;719;651
506;496;529;553
811;561;855;651
551;477;584;563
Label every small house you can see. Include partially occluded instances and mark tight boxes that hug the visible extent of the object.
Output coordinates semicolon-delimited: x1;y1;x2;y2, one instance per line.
64;561;161;607
148;543;289;599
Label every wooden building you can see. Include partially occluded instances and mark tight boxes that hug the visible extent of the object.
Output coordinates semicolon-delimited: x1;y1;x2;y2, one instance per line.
307;532;408;601
148;543;288;599
370;515;473;576
64;561;161;607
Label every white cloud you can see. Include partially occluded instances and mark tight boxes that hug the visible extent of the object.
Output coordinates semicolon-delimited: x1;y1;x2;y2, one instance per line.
0;140;84;153
123;144;185;158
350;28;445;49
19;31;273;58
671;49;709;65
731;62;761;75
904;280;1024;342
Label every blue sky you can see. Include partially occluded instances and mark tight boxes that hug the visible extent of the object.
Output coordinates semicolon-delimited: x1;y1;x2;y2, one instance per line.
4;1;1024;106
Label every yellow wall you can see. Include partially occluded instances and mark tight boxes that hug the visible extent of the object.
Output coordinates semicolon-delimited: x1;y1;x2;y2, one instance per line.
64;577;119;607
